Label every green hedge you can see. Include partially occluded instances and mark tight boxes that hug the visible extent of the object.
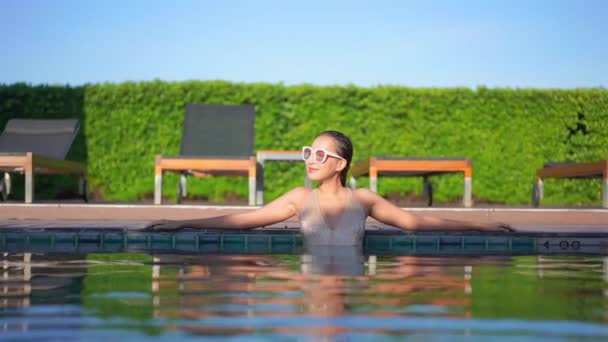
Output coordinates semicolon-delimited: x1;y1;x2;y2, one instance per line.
0;81;606;205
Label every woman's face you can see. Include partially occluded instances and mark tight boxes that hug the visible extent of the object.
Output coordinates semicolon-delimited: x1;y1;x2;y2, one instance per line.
305;135;345;182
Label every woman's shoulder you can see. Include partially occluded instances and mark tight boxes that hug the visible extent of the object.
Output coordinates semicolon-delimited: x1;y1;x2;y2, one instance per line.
283;186;314;203
351;187;376;199
352;188;394;206
289;186;313;196
351;188;378;208
281;187;314;214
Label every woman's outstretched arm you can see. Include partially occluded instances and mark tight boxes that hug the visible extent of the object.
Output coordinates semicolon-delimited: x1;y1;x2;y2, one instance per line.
144;187;307;230
357;189;514;232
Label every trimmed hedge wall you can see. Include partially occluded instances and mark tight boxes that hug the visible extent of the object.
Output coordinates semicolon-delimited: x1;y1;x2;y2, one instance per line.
0;81;606;205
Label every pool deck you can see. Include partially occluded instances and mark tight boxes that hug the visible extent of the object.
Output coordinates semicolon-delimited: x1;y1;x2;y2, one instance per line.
0;203;606;234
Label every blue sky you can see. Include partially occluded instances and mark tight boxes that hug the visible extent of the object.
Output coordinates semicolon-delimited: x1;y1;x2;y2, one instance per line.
1;0;606;88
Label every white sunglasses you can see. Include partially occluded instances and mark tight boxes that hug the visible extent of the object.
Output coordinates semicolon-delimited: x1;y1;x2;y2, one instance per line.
302;146;345;163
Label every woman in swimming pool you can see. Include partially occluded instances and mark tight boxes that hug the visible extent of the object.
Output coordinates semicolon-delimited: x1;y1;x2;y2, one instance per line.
146;130;514;243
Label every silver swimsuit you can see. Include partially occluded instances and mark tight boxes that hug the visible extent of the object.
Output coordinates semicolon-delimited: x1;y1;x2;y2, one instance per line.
298;189;367;246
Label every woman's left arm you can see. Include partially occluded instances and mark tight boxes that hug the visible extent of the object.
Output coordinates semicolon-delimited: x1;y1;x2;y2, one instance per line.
357;189;514;232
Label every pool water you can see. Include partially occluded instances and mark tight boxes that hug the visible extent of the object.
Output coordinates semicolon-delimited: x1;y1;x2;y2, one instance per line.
1;250;608;341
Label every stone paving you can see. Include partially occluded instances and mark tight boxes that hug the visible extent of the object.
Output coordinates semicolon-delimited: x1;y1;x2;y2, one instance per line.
0;203;606;234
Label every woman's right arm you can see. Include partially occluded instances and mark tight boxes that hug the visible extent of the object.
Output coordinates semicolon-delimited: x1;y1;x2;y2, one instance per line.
145;187;308;230
358;188;514;232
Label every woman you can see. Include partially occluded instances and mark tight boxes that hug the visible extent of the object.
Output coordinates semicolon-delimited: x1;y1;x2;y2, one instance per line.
146;130;514;244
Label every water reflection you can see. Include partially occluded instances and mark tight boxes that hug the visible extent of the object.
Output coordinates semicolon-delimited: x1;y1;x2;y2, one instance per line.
1;252;608;340
301;244;367;277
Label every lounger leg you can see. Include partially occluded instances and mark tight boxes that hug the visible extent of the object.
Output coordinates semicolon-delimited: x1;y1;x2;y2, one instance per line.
180;174;188;197
79;176;88;202
256;161;265;205
4;173;10;195
537;178;544;202
176;174;187;204
154;174;162;205
25;154;34;204
532;176;543;207
78;176;85;196
424;176;433;207
370;167;378;193
154;156;163;205
249;175;256;206
0;173;10;201
463;177;472;208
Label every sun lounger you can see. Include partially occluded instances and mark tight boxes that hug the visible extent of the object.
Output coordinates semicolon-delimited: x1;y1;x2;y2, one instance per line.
350;157;473;207
154;104;257;205
533;160;608;208
0;119;87;203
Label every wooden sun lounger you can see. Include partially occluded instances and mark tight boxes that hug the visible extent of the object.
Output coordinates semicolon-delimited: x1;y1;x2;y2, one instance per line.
350;157;473;207
154;104;257;205
154;155;257;205
533;160;608;208
0;119;87;203
0;153;86;203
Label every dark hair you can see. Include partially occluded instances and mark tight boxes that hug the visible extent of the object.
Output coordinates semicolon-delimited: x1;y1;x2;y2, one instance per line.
318;130;353;186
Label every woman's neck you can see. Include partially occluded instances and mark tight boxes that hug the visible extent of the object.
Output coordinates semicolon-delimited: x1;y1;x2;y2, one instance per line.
317;177;345;195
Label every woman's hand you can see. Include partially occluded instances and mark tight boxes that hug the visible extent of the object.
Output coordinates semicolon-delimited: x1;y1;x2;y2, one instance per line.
480;222;516;232
144;220;185;231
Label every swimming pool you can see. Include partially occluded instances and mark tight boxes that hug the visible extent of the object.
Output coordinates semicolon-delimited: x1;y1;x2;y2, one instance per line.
2;230;608;340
